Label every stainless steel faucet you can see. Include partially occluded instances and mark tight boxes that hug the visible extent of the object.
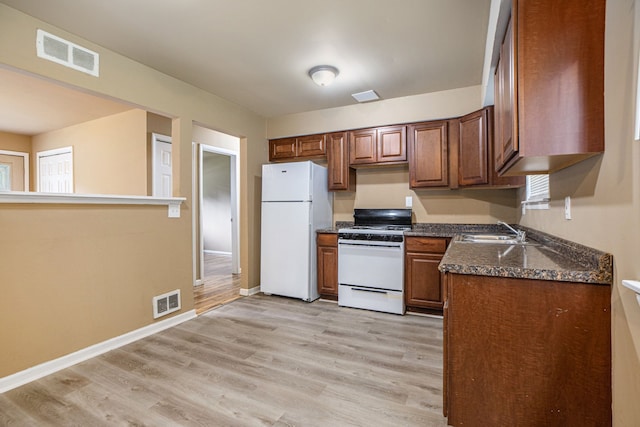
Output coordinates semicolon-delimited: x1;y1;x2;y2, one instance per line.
497;221;526;243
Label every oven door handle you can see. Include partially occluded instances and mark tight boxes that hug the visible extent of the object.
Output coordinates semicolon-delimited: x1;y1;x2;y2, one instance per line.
351;287;388;294
338;242;403;249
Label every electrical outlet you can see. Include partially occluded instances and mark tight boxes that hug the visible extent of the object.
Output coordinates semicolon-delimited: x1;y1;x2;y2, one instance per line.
564;196;572;220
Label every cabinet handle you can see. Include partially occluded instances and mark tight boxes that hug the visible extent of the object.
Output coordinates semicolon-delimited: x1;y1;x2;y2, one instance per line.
352;287;388;294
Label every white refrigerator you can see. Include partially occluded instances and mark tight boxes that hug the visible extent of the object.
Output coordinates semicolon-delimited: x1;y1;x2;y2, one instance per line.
260;161;333;301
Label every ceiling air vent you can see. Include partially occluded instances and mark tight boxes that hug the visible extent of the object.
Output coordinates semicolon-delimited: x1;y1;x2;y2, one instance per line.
36;29;99;77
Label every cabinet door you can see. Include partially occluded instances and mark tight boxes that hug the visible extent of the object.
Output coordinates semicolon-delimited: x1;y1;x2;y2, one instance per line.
405;252;444;310
349;128;377;165
317;234;338;298
297;134;326;158
326;132;355;191
269;137;297;161
495;17;518;171
408;121;449;188
377;125;407;163
459;109;489;186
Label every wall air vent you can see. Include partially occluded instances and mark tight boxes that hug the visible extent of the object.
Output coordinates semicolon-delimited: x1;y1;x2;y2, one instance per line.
36;29;99;77
152;289;181;319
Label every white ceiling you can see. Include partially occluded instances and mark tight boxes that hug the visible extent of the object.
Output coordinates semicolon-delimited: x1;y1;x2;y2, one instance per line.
0;0;492;133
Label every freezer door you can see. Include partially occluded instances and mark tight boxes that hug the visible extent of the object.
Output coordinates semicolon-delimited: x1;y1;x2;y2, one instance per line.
262;161;312;202
260;201;313;300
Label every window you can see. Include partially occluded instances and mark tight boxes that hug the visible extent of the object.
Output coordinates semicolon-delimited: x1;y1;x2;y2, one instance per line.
523;174;550;211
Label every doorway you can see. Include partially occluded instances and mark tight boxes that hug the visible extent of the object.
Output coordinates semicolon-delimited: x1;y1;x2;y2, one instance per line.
193;127;241;314
0;150;29;191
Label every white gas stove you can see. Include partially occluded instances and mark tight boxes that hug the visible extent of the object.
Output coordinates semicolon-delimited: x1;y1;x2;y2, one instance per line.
337;209;412;315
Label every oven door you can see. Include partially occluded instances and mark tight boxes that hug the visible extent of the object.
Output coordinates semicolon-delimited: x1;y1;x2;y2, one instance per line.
337;240;404;291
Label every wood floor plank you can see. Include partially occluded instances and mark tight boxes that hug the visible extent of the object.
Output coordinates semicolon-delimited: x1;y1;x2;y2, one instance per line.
0;293;447;426
194;253;242;314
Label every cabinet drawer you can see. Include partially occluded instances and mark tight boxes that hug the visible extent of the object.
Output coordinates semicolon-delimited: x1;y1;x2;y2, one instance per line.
405;237;447;253
317;233;338;246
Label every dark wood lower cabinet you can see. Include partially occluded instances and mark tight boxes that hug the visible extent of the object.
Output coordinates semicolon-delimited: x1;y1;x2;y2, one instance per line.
404;237;448;314
316;233;338;300
444;273;611;427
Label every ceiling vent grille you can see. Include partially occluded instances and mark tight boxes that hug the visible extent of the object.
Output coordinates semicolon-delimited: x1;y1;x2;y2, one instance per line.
36;29;99;77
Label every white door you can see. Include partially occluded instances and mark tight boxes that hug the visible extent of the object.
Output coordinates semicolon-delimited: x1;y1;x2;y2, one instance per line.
0;150;29;191
38;147;73;193
152;133;172;197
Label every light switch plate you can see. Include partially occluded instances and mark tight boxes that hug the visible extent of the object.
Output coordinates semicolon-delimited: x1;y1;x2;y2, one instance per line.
405;196;413;208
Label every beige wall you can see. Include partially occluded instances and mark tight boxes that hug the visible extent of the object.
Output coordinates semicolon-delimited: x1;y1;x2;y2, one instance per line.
517;0;639;424
266;85;483;138
333;166;518;224
0;4;267;378
32;109;148;195
0;130;31;152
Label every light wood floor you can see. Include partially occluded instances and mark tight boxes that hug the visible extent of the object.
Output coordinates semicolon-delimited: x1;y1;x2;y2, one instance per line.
194;253;242;315
0;295;447;426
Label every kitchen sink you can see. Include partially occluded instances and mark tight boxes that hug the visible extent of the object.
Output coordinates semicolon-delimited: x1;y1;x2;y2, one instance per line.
459;233;534;245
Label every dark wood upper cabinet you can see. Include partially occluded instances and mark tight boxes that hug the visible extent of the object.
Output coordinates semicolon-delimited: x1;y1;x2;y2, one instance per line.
296;134;326;158
495;0;605;175
326;131;355;192
377;126;407;163
455;107;523;189
349;125;407;166
268;133;326;162
408;121;448;188
458;109;489;186
269;137;297;161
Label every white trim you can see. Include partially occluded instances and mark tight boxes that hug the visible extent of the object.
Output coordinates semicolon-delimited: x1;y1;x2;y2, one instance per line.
239;286;261;297
0;309;196;393
192;142;199;286
0;191;184;206
0;149;29;191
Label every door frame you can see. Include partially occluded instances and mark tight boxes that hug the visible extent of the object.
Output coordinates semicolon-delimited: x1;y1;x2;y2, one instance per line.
0;149;29;191
196;144;240;281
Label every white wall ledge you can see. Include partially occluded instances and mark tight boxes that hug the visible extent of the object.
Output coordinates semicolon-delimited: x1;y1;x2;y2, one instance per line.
0;192;186;217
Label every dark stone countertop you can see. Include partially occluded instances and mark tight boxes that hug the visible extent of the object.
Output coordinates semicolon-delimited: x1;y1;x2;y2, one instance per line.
438;225;613;285
317;222;613;285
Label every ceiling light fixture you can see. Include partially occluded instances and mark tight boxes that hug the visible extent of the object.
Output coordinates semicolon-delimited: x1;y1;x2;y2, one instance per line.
308;65;339;87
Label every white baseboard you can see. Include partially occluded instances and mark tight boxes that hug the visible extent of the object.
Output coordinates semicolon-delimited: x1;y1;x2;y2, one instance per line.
239;285;261;296
0;309;196;393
